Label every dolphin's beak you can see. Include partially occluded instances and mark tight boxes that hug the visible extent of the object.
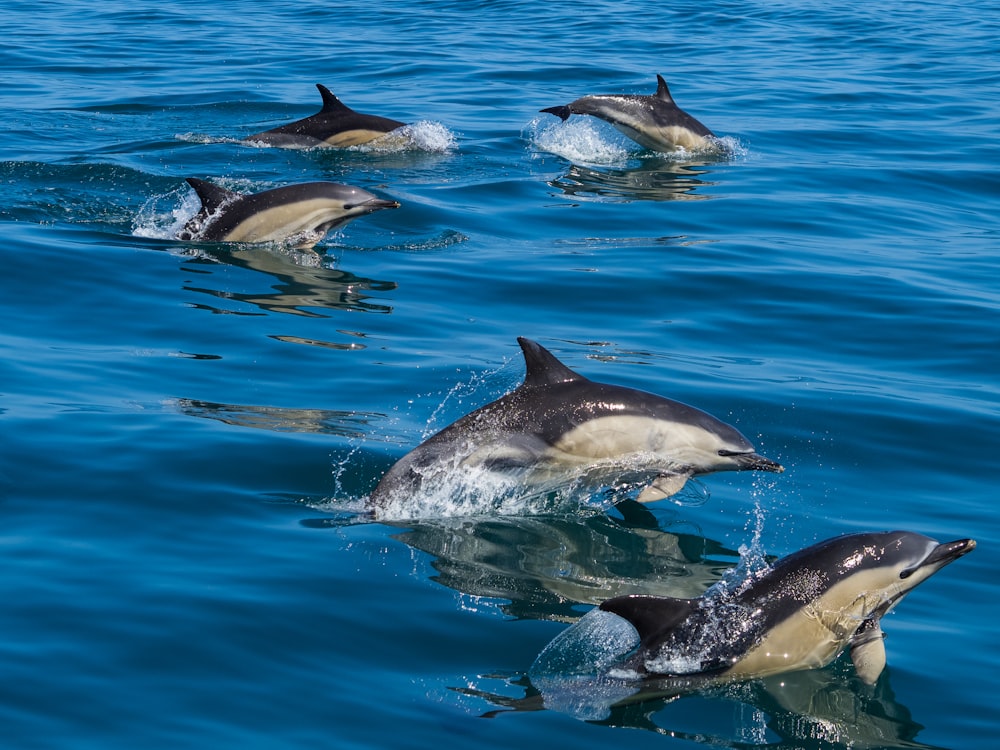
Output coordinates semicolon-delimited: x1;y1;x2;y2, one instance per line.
922;538;976;568
357;198;400;213
736;452;784;473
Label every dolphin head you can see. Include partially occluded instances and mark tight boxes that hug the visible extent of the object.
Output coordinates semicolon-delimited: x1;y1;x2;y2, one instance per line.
773;531;976;609
882;533;976;601
627;393;783;479
756;531;977;642
318;184;400;230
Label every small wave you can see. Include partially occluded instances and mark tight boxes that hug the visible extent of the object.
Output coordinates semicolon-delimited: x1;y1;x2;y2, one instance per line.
174;133;245;146
375;229;469;253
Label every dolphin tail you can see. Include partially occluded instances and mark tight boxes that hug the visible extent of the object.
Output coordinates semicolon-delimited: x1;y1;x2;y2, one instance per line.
540;105;572;121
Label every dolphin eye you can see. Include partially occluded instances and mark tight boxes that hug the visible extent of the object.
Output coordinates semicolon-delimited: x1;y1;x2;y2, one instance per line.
717;449;744;457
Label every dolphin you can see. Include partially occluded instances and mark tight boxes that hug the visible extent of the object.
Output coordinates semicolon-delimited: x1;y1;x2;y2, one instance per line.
245;83;406;149
368;337;782;514
541;74;716;153
598;531;976;685
178;178;399;249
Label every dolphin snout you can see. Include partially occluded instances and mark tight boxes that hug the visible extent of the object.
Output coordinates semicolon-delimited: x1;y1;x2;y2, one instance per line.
353;198;400;212
737;452;784;473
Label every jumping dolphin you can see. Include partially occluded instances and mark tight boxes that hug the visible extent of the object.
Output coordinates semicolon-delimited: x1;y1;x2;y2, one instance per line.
368;337;782;515
597;531;976;685
178;178;399;249
245;83;406;149
541;75;716;153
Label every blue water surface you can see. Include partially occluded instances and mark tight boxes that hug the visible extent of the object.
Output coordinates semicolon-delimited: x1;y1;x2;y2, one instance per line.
2;1;998;748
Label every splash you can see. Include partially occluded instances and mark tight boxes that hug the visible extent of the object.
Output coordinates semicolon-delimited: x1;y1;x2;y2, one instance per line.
532;608;640;677
174;133;244;146
712;134;749;160
132;183;200;240
527;116;633;166
368;463;587;521
368;456;713;521
528;116;746;165
352;121;456;154
529;608;642;720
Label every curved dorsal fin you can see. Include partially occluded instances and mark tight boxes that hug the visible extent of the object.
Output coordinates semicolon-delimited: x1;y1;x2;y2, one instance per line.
517;337;587;388
655;74;675;104
315;83;354;114
185;178;239;213
600;594;695;648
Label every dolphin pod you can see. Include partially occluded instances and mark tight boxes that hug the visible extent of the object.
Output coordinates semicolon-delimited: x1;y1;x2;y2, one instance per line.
175;75;716;248
367;337;782;515
156;78;972;699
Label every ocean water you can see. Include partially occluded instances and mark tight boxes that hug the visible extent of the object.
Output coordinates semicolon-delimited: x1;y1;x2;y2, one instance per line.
2;1;998;747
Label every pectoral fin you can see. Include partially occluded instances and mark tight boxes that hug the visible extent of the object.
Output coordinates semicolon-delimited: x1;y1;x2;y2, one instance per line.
849;618;887;685
636;471;692;503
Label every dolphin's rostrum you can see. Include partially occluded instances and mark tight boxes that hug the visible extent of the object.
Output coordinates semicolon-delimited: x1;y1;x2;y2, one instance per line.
178;178;399;249
245;83;406;149
368;337;782;516
541;74;716;153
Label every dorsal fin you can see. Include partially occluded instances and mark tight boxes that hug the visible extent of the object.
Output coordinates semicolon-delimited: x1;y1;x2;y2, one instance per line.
655;74;675;104
185;178;239;213
600;595;695;648
316;83;354;114
517;337;587;388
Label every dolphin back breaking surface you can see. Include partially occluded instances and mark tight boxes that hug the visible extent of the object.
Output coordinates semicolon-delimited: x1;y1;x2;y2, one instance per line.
245;83;406;149
367;337;782;518
541;74;717;153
